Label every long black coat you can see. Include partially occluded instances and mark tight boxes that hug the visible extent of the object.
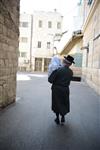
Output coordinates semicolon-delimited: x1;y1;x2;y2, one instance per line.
48;65;73;115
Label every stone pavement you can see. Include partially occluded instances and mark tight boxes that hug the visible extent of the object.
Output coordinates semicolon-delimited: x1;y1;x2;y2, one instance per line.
0;73;100;150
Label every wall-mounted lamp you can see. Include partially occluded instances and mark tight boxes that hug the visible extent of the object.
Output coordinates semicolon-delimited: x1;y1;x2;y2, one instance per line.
81;46;89;50
81;43;89;53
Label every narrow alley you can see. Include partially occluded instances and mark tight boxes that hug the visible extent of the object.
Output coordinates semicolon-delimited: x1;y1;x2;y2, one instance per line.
0;73;100;150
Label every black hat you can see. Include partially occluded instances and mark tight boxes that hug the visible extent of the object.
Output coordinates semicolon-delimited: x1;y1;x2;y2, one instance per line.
64;55;75;64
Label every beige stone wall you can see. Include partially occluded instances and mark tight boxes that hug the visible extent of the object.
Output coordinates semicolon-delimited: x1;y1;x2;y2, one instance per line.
82;0;100;94
82;68;100;94
0;0;20;108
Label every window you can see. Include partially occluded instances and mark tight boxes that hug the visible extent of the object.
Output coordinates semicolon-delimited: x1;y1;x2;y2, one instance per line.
20;22;28;27
21;52;26;57
88;0;93;5
48;21;52;28
24;59;29;64
47;42;51;49
57;22;61;29
37;41;41;48
38;20;42;28
20;37;28;43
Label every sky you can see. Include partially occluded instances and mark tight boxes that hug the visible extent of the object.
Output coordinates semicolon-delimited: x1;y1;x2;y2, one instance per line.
20;0;80;31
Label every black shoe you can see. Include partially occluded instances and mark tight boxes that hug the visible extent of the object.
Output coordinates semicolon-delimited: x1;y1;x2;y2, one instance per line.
61;116;65;124
54;118;60;125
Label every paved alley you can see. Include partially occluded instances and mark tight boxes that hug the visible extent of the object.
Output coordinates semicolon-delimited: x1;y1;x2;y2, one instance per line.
0;72;100;150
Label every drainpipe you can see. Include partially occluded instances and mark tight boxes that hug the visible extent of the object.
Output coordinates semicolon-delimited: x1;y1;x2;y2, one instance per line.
30;14;33;71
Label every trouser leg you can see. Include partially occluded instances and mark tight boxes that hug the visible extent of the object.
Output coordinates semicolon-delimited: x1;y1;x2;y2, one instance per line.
54;112;60;124
61;115;65;123
56;112;59;119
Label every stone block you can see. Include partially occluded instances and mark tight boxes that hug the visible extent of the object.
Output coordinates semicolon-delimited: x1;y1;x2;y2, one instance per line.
0;14;4;24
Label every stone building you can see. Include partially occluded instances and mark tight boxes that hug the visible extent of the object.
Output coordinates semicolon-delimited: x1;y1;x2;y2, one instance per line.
18;11;63;72
82;0;100;94
0;0;20;108
32;10;63;72
19;13;33;71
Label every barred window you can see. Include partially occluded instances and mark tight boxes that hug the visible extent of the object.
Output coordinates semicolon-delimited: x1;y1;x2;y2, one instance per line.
20;22;28;27
37;41;41;48
48;21;52;28
21;52;26;57
57;22;61;29
39;20;42;28
47;42;51;49
20;37;28;43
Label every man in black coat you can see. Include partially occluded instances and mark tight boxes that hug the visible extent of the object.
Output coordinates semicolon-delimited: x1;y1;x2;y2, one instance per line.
48;55;75;125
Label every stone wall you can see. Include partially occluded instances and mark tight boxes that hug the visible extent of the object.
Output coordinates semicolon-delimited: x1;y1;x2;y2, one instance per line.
0;0;20;108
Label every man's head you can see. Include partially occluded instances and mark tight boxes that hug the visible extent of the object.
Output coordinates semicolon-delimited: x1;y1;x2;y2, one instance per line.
63;55;75;66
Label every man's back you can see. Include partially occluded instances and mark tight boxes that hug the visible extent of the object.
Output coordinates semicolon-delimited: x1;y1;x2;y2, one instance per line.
48;65;73;87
